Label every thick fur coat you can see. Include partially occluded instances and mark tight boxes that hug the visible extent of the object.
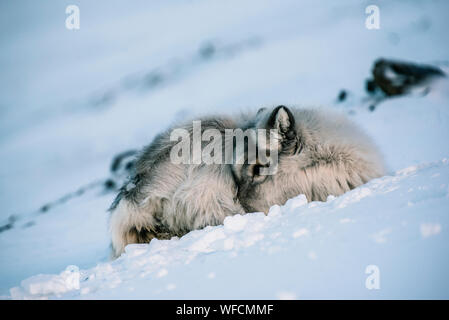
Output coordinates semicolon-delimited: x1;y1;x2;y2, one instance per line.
109;106;385;258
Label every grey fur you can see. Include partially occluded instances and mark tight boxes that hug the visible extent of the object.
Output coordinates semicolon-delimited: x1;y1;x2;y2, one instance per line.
109;106;385;258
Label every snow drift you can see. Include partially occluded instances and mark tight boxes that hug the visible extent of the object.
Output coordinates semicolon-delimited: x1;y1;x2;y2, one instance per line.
10;159;449;299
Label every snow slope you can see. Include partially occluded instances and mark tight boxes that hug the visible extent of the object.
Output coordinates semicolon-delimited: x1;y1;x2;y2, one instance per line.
1;0;449;299
9;159;449;299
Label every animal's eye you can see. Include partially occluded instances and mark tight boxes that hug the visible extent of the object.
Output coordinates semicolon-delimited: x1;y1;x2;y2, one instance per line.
252;164;262;176
252;163;269;176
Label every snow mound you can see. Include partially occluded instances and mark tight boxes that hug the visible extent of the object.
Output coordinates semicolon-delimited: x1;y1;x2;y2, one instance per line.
10;266;80;299
10;159;449;299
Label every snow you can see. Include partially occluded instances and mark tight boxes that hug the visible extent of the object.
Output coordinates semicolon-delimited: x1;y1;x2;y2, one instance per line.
1;0;449;299
10;266;81;298
420;223;442;239
6;159;449;299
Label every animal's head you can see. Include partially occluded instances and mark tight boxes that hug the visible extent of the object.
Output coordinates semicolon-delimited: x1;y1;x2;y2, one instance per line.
231;105;300;212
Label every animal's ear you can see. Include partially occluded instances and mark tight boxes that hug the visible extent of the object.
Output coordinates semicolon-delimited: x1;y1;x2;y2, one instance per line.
266;105;298;154
267;105;295;134
256;107;267;117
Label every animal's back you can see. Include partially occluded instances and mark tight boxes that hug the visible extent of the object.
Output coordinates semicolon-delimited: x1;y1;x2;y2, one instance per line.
109;106;386;258
234;106;386;212
268;108;384;206
295;108;385;182
109;115;247;258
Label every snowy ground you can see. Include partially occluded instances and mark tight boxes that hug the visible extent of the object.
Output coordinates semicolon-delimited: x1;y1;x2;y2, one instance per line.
1;0;449;299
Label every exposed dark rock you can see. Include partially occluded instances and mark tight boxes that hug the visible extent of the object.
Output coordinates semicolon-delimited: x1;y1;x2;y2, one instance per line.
368;58;445;97
0;223;13;233
337;90;347;102
365;79;378;94
144;72;163;89
104;179;116;190
199;42;216;60
0;215;17;233
22;221;36;228
110;150;138;173
91;90;116;108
